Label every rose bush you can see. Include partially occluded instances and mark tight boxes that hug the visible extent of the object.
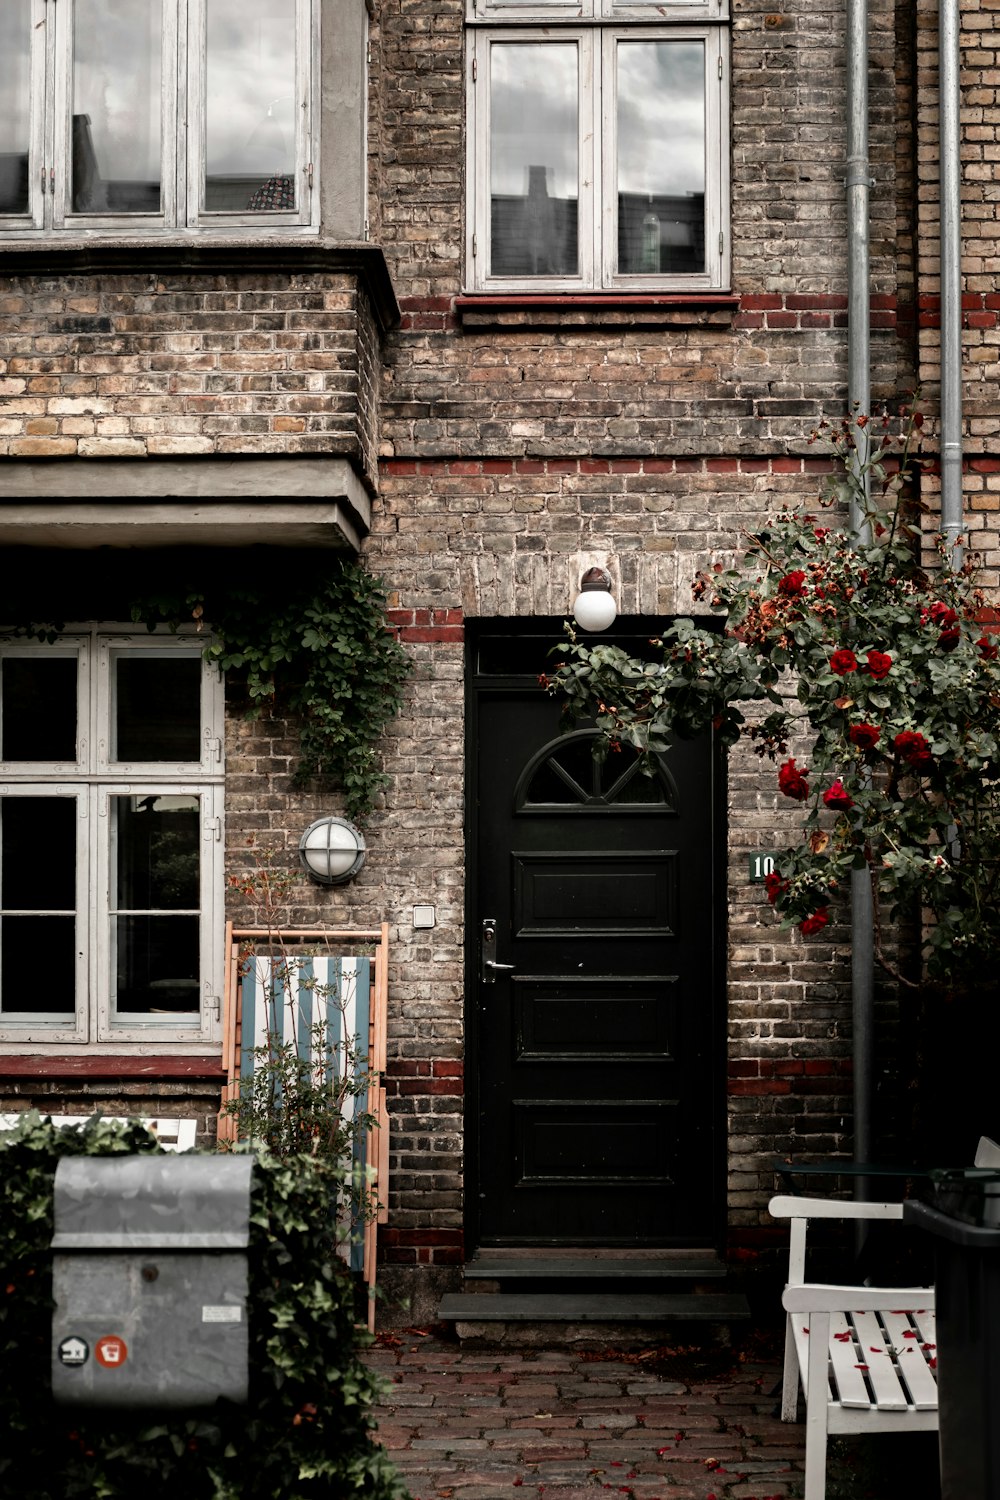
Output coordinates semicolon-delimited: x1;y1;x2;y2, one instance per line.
547;407;1000;985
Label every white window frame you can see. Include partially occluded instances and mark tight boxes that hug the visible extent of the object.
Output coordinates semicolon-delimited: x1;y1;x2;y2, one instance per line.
0;629;225;1049
467;0;729;25
465;10;729;293
0;0;319;239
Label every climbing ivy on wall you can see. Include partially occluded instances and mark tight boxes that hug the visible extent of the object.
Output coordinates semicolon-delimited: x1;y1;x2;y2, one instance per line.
132;558;410;823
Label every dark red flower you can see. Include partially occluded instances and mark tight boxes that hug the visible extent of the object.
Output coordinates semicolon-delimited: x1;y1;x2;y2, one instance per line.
830;649;858;676
864;649;892;680
778;570;808;598
849;722;881;751
894;730;933;768
923;601;957;627
799;908;830;936
938;626;961;652
823;780;854;812
814;526;831;541
777;758;810;801
764;872;788;905
978;634;999;661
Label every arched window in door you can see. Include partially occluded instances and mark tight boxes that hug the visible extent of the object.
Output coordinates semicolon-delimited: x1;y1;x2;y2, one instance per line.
514;729;678;812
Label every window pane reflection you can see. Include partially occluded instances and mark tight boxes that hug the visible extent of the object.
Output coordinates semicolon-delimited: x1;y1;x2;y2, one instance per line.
1;796;77;1018
2;797;77;911
115;795;200;911
115;917;200;1014
113;796;200;1017
1;918;77;1015
72;0;162;214
490;43;578;278
115;656;202;762
1;658;78;762
0;3;31;215
616;41;705;275
206;0;297;212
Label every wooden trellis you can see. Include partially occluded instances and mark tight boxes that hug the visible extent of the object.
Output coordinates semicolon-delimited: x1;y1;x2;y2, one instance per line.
218;923;389;1332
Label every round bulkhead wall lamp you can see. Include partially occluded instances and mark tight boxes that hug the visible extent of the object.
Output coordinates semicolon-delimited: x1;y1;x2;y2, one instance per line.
298;816;367;886
572;566;618;632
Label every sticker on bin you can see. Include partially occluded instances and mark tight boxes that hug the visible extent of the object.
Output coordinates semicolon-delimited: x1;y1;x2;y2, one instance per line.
58;1336;89;1367
95;1336;128;1368
202;1305;242;1323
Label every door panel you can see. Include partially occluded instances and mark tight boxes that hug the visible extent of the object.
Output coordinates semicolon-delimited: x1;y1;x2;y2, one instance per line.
471;650;722;1249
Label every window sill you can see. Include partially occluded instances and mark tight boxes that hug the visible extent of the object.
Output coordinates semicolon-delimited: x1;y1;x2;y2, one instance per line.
454;293;739;330
0;1054;225;1078
0;238;400;332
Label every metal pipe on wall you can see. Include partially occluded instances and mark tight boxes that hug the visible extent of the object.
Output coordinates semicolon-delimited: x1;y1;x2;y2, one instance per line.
845;0;875;1181
939;0;964;570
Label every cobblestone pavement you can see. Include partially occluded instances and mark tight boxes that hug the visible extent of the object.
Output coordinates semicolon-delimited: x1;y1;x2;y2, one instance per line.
367;1325;943;1500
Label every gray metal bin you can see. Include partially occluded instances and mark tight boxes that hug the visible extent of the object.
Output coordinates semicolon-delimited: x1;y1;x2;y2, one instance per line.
51;1154;253;1408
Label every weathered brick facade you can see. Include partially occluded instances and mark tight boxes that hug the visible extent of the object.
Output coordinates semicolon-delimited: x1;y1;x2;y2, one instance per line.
1;0;997;1315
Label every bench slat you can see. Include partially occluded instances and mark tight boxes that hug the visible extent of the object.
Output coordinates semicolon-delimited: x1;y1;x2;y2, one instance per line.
851;1311;909;1411
827;1313;873;1409
881;1311;938;1410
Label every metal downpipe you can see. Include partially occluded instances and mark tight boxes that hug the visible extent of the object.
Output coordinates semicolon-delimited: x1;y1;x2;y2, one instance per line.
845;0;875;1188
939;0;964;569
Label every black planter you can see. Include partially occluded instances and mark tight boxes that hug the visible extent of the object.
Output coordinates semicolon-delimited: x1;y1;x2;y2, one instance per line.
905;1179;1000;1500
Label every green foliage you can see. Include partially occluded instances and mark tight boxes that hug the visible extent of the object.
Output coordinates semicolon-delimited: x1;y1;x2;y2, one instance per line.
131;557;410;823
549;406;1000;986
0;1114;408;1500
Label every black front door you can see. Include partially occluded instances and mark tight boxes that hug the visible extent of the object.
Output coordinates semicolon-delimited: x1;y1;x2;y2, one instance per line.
469;626;723;1249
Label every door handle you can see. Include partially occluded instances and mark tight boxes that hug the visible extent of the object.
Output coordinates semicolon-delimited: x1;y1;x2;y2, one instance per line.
481;918;516;983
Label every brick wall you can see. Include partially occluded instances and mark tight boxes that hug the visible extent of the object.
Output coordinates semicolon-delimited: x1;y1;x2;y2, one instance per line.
355;0;923;1285
916;0;1000;582
0;267;381;486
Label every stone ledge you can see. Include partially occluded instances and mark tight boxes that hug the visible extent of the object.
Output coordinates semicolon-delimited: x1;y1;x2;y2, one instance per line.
0;239;400;332
453;293;740;330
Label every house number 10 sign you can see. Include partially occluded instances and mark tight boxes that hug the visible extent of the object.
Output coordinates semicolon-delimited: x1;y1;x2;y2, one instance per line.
748;853;778;884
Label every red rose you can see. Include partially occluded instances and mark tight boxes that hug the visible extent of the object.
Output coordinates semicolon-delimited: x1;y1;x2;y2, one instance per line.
778;570;808;598
938;626;961;652
849;722;881;751
923;601;957;627
830;649;858;676
814;527;831;541
864;650;892;680
764;872;788;905
978;634;999;661
777;758;810;801
894;730;932;768
799;908;830;937
823;780;854;812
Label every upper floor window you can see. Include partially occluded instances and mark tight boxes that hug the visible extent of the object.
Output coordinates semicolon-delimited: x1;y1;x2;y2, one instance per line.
0;632;224;1047
465;0;729;292
0;0;318;237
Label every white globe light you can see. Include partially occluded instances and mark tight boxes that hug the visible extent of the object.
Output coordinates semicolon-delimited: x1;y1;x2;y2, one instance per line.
572;587;618;632
298;817;366;885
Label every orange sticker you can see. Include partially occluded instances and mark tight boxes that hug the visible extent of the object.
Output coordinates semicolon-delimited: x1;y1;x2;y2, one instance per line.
95;1336;128;1369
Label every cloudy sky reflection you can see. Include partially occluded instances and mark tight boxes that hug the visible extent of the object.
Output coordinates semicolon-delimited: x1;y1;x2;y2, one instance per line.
618;41;704;197
489;38;703;203
65;0;296;184
0;7;31;154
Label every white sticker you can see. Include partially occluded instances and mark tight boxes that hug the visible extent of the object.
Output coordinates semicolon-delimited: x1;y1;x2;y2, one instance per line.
202;1305;242;1324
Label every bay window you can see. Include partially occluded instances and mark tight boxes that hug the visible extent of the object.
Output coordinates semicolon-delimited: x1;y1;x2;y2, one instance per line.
0;0;318;236
465;0;729;292
0;633;224;1046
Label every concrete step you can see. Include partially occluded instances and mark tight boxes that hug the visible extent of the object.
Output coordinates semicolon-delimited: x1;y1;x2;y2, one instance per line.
464;1254;727;1281
438;1291;751;1323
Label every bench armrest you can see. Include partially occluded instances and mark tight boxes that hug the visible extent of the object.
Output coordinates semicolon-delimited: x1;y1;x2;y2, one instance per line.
769;1194;906;1222
782;1282;935;1314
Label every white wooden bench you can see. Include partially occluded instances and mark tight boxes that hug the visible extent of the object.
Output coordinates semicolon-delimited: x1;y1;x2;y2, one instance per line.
770;1194;938;1500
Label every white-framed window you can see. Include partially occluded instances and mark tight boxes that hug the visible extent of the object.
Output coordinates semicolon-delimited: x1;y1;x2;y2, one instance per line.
465;0;729;292
0;631;225;1046
0;0;318;237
